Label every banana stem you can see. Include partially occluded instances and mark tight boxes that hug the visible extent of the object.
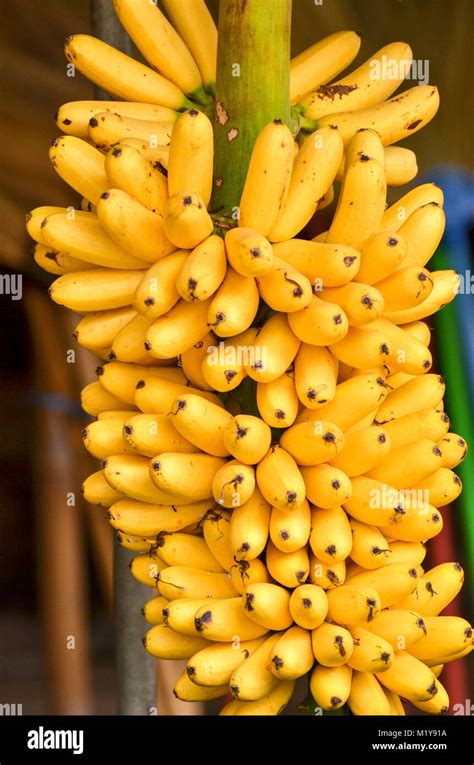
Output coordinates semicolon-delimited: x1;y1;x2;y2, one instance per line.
211;0;292;218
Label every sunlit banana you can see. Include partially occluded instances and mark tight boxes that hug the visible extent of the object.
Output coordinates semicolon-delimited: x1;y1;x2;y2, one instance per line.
245;313;300;383
229;633;281;700
163;192;213;250
301;463;352;509
365;609;427;650
49;135;108;205
290;30;361;103
270;499;311;554
104;454;188;505
265;540;310;588
176;235;226;302
242;582;293;631
163;0;217;95
274;239;360;288
173;671;227;702
168;108;214;204
104;144;168;214
82;469;125;507
50;268;146;313
186;638;265;688
169;392;232;457
193;597;268;642
347;626;394;673
289;584;328;630
349;519;390;570
132;250;188;319
330;425;390;477
256;445;306;511
224;227;274;277
108;498;209;537
310;663;352;711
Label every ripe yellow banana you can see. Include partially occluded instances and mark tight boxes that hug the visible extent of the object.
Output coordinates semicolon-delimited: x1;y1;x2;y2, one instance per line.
367;438;443;487
256;445;306;511
301;464;352;509
176;235;226;302
317;85;440;147
280;420;344;466
157;533;223;573
245;313;301;383
243;582;293;631
108;498;209;537
49;136;108;206
326;584;381;626
74;306;136;352
438;432;468;469
42;211;149;270
99;361;186;405
408;616;472;663
265;541;310;588
268;127;344;242
82;469;125;507
385;540;427;568
255;257;313;313
113;0;206;101
330;425;391;477
381;182;444;232
187;638;265;688
207;270;260;337
270;625;314;680
170;393;232;457
143;594;169;626
348;671;391;715
289;584;328;630
319;282;385;327
116;137;169;167
348;519;390;570
230;556;270;595
224;228;274;277
228;488;270;561
270;499;311;554
354;231;407;285
309;554;346;589
310;663;352;711
338;145;417;187
347;626;394;673
375;373;445;423
382;687;406;715
375;650;437;703
288;294;349;346
157;565;237;601
238;120;294;236
65;34;190;109
168;109;213;205
133;250;188;319
397;202;445;269
57;100;178;139
81;380;135;416
222;415;272;465
302;42;413;120
174;671;227;702
82;418;133;460
212;461;255;508
382;269;459;324
396;562;464;617
111;314;160;365
379;505;443;544
50;268;146;313
297;373;390;431
27;205;69;246
180;331;216;391
144;623;208;659
309;506;352;563
411;679;449;715
201;508;234;571
193;597;269;642
256;372;299;428
326;157;386;250
163;0;217;95
274;239;360;288
163;192;213;250
150;453;226;502
104;144;168;214
104;454;188;504
88;112;173;151
163;597;211;636
145;297;212;358
290;31;361;104
293;344;338;409
347;564;422;609
365;609;427;650
375;266;433;313
230;633;281;700
201;331;253;392
227;680;295;716
130;550;166;588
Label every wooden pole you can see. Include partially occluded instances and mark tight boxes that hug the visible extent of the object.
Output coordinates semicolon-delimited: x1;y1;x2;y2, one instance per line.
91;0;156;716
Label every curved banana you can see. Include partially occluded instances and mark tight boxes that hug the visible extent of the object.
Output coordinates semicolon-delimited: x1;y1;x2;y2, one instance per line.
104;454;188;505
163;192;213;249
381;182;444;232
290;31;361;104
88;112;173;152
367;438;443;488
270;626;314;680
81;380;135;416
50;268;146;313
201;330;253;392
104;144;168;214
99;361;186;404
186;638;265;688
256;372;299;428
326;584;381;626
157;565;238;601
146;297;212;358
270;499;311;554
168;109;214;205
348;671;392;715
180;331;216;391
347;626;394;673
274;239;360;288
309;506;352;563
74;306;136;352
82;469;125;507
143;595;169;626
242;582;293;631
163;0;217;94
229;633;281;700
223;415;272;465
301;42;413;120
207;270;260;338
224;228;274;277
293;344;338;410
375;266;433;312
157;533;223;573
266;541;310;588
375;373;445;423
212;460;255;508
330;425;391;477
301;464;352;509
150;452;226;502
310;664;352;711
57;100;178;139
107;498;209;537
144;623;208;659
319;282;385;327
288;294;349;347
366;609;427;649
82;418;133;460
238;120;294;236
49;136;108;206
133;250;188;319
173;671;227;702
193;597;269;642
354;231;407;285
382;269;459;324
349;519;391;570
169;392;232;457
256;445;306;511
347;563;422;609
255;257;313;313
176;235;226;302
163;597;211;636
438;432;468;469
229;488;271;560
245;313;301;383
375;650;437;703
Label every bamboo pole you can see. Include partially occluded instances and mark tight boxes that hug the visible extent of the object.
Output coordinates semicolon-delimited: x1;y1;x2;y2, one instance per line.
91;0;156;716
212;0;292;218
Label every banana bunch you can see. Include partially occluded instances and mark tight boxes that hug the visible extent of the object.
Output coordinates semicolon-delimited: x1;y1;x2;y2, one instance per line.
28;1;470;717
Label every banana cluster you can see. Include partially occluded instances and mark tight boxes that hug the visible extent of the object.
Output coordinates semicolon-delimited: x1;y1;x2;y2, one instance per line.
27;0;471;717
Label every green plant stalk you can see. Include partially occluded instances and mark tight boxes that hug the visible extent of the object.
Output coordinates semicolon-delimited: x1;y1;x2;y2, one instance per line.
211;0;292;219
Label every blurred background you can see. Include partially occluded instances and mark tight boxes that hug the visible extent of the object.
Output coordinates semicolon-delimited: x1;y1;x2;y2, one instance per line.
0;0;472;715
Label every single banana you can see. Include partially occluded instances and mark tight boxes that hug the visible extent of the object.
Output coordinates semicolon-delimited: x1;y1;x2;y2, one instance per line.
301;42;413;120
150;452;226;503
111;314;160;365
381;182;444;232
397;203;446;269
289;584;328;630
64;34;190;109
347;564;422;609
187;638;265;688
268;127;344;242
348;671;391;715
224;228;274;277
319;282;385;327
180;331;216;391
300;464;352;509
193;597;269;642
255;257;313;313
274;239;360;288
382;146;418;186
238;120;294;236
104;454;188;505
212;461;255;508
88;112;173;152
104;144;168;214
82;469;125;507
230;680;295;716
354;231;407;285
294;344;338;409
201;329;254;392
81;380;135;416
74;306;136;352
57;100;178;138
365;609;427;650
290;31;361;103
176;235;226;302
82;418;134;460
382;269;459;324
143;595;169;626
173;671;227;702
202;508;235;571
133;250;188;319
330;425;391;477
162;597;210;636
266;541;310;589
280;420;344;467
411;679;450;715
108;498;209;537
347;626;394;673
270;625;314;680
130;550;166;588
222;415;272;465
170;392;232;457
228;488;271;560
245;313;301;383
287;294;349;347
146;297;212;358
242;582;293;631
157;533;223;573
438;432;468;469
375;373;445;423
310;664;352;711
157;565;237;601
348;520;391;570
50;268;146;312
207;268;260;338
256;445;306;511
308;554;346;589
49;135;108;205
326;584;381;626
168;109;213;205
144;623;209;659
309;506;352;563
375;650;438;703
270;499;311;554
375;266;433;313
99;361;186;404
230;633;282;700
256;372;299;428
